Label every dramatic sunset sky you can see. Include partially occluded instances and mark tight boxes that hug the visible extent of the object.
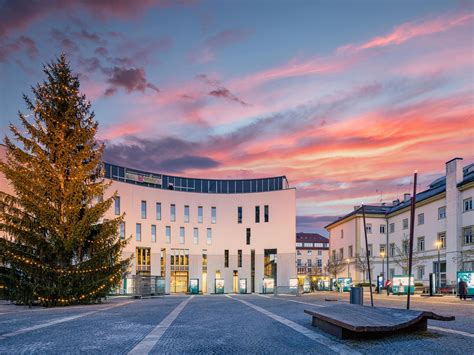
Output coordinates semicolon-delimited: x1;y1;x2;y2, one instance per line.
1;0;473;234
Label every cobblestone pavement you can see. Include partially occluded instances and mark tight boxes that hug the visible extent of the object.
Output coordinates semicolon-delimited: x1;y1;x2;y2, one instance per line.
0;293;472;354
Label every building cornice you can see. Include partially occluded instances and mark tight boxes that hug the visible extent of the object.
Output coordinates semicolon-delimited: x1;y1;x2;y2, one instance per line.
386;191;446;218
459;180;474;192
326;213;386;230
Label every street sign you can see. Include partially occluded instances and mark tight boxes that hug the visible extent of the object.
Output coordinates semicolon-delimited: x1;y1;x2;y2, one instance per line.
189;279;199;294
239;278;247;294
215;278;225;294
337;277;352;292
262;278;274;294
457;271;474;296
392;275;415;295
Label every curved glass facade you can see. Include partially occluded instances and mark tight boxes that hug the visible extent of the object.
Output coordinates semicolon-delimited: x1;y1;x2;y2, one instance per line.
103;163;290;193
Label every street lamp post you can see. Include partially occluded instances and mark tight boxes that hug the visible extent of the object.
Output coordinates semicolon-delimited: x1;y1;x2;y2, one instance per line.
346;258;350;278
435;240;441;293
380;251;385;282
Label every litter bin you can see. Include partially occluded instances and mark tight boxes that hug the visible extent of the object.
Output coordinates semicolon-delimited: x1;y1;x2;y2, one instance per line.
350;286;363;305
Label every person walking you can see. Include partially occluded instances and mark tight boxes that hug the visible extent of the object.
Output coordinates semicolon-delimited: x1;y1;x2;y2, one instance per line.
458;279;468;300
398;281;404;296
385;279;392;296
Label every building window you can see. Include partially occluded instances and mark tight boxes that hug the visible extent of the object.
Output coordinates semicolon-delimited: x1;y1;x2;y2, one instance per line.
255;206;260;223
297;259;302;266
246;228;251;245
171;204;176;222
264;205;269;222
307;259;312;266
341;229;344;239
339;248;344;259
403;218;408;230
198;206;203;223
136;247;151;274
317;259;322;267
238;250;242;267
193;228;199;245
464;198;473;212
348;245;353;257
115;196;120;215
206;228;212;245
332;250;336;260
296;242;302;247
464;226;473;245
179;227;185;244
390;243;395;257
389;223;395;233
238;206;243;223
318;250;322;256
156;202;161;220
418;266;425;280
119;222;125;240
136;223;141;242
141;200;147;219
402;240;408;254
367;244;373;257
417;236;425;252
417;213;424;225
380;224;385;234
389;268;395;279
433;261;447;287
151;225;156;243
438;232;446;249
211;206;217;224
224;250;229;268
438;206;446;219
380;244;386;254
166;226;171;243
366;223;372;234
307;250;312;256
184;205;190;223
297;250;301;256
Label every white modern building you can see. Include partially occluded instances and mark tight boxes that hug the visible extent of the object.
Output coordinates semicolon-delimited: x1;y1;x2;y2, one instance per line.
326;158;474;288
0;143;297;295
102;162;296;294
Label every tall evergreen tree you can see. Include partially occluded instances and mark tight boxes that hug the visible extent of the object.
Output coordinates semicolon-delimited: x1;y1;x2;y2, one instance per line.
0;54;130;306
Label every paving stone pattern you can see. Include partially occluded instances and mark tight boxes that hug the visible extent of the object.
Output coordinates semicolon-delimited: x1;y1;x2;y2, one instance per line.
0;293;472;354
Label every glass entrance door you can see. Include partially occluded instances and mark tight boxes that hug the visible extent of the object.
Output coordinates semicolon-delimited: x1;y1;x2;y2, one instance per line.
170;249;189;293
233;270;238;293
171;271;189;293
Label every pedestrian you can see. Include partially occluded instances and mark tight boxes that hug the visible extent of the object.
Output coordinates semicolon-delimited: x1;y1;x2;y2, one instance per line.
458;279;468;300
385;279;392;296
398;281;404;296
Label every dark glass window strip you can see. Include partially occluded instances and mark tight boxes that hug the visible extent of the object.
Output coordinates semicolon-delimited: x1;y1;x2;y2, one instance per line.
103;163;288;194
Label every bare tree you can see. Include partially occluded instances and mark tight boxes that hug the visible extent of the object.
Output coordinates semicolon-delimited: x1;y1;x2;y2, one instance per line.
354;251;374;283
452;249;474;271
324;258;346;279
392;235;425;274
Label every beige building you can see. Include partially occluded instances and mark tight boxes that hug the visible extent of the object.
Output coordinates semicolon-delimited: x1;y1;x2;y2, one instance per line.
326;158;474;288
296;233;329;278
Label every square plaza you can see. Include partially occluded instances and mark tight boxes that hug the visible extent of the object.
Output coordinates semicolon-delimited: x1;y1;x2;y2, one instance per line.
1;293;472;354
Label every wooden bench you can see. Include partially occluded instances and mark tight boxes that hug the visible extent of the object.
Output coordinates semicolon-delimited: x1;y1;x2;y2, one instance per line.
304;304;454;339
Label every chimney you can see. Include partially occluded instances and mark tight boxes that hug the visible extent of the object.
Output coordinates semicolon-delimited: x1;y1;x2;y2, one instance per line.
404;193;411;202
392;199;400;206
446;158;463;184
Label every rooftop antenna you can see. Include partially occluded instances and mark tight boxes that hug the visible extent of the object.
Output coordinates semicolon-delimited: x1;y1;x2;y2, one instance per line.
376;189;383;203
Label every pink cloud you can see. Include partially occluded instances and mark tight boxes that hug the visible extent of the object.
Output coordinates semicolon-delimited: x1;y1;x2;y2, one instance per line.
340;11;474;53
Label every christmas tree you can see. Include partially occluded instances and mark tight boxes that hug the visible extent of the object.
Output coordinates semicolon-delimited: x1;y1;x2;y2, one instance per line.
0;54;131;306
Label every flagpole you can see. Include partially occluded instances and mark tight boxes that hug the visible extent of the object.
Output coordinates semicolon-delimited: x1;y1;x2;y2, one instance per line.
407;171;418;310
